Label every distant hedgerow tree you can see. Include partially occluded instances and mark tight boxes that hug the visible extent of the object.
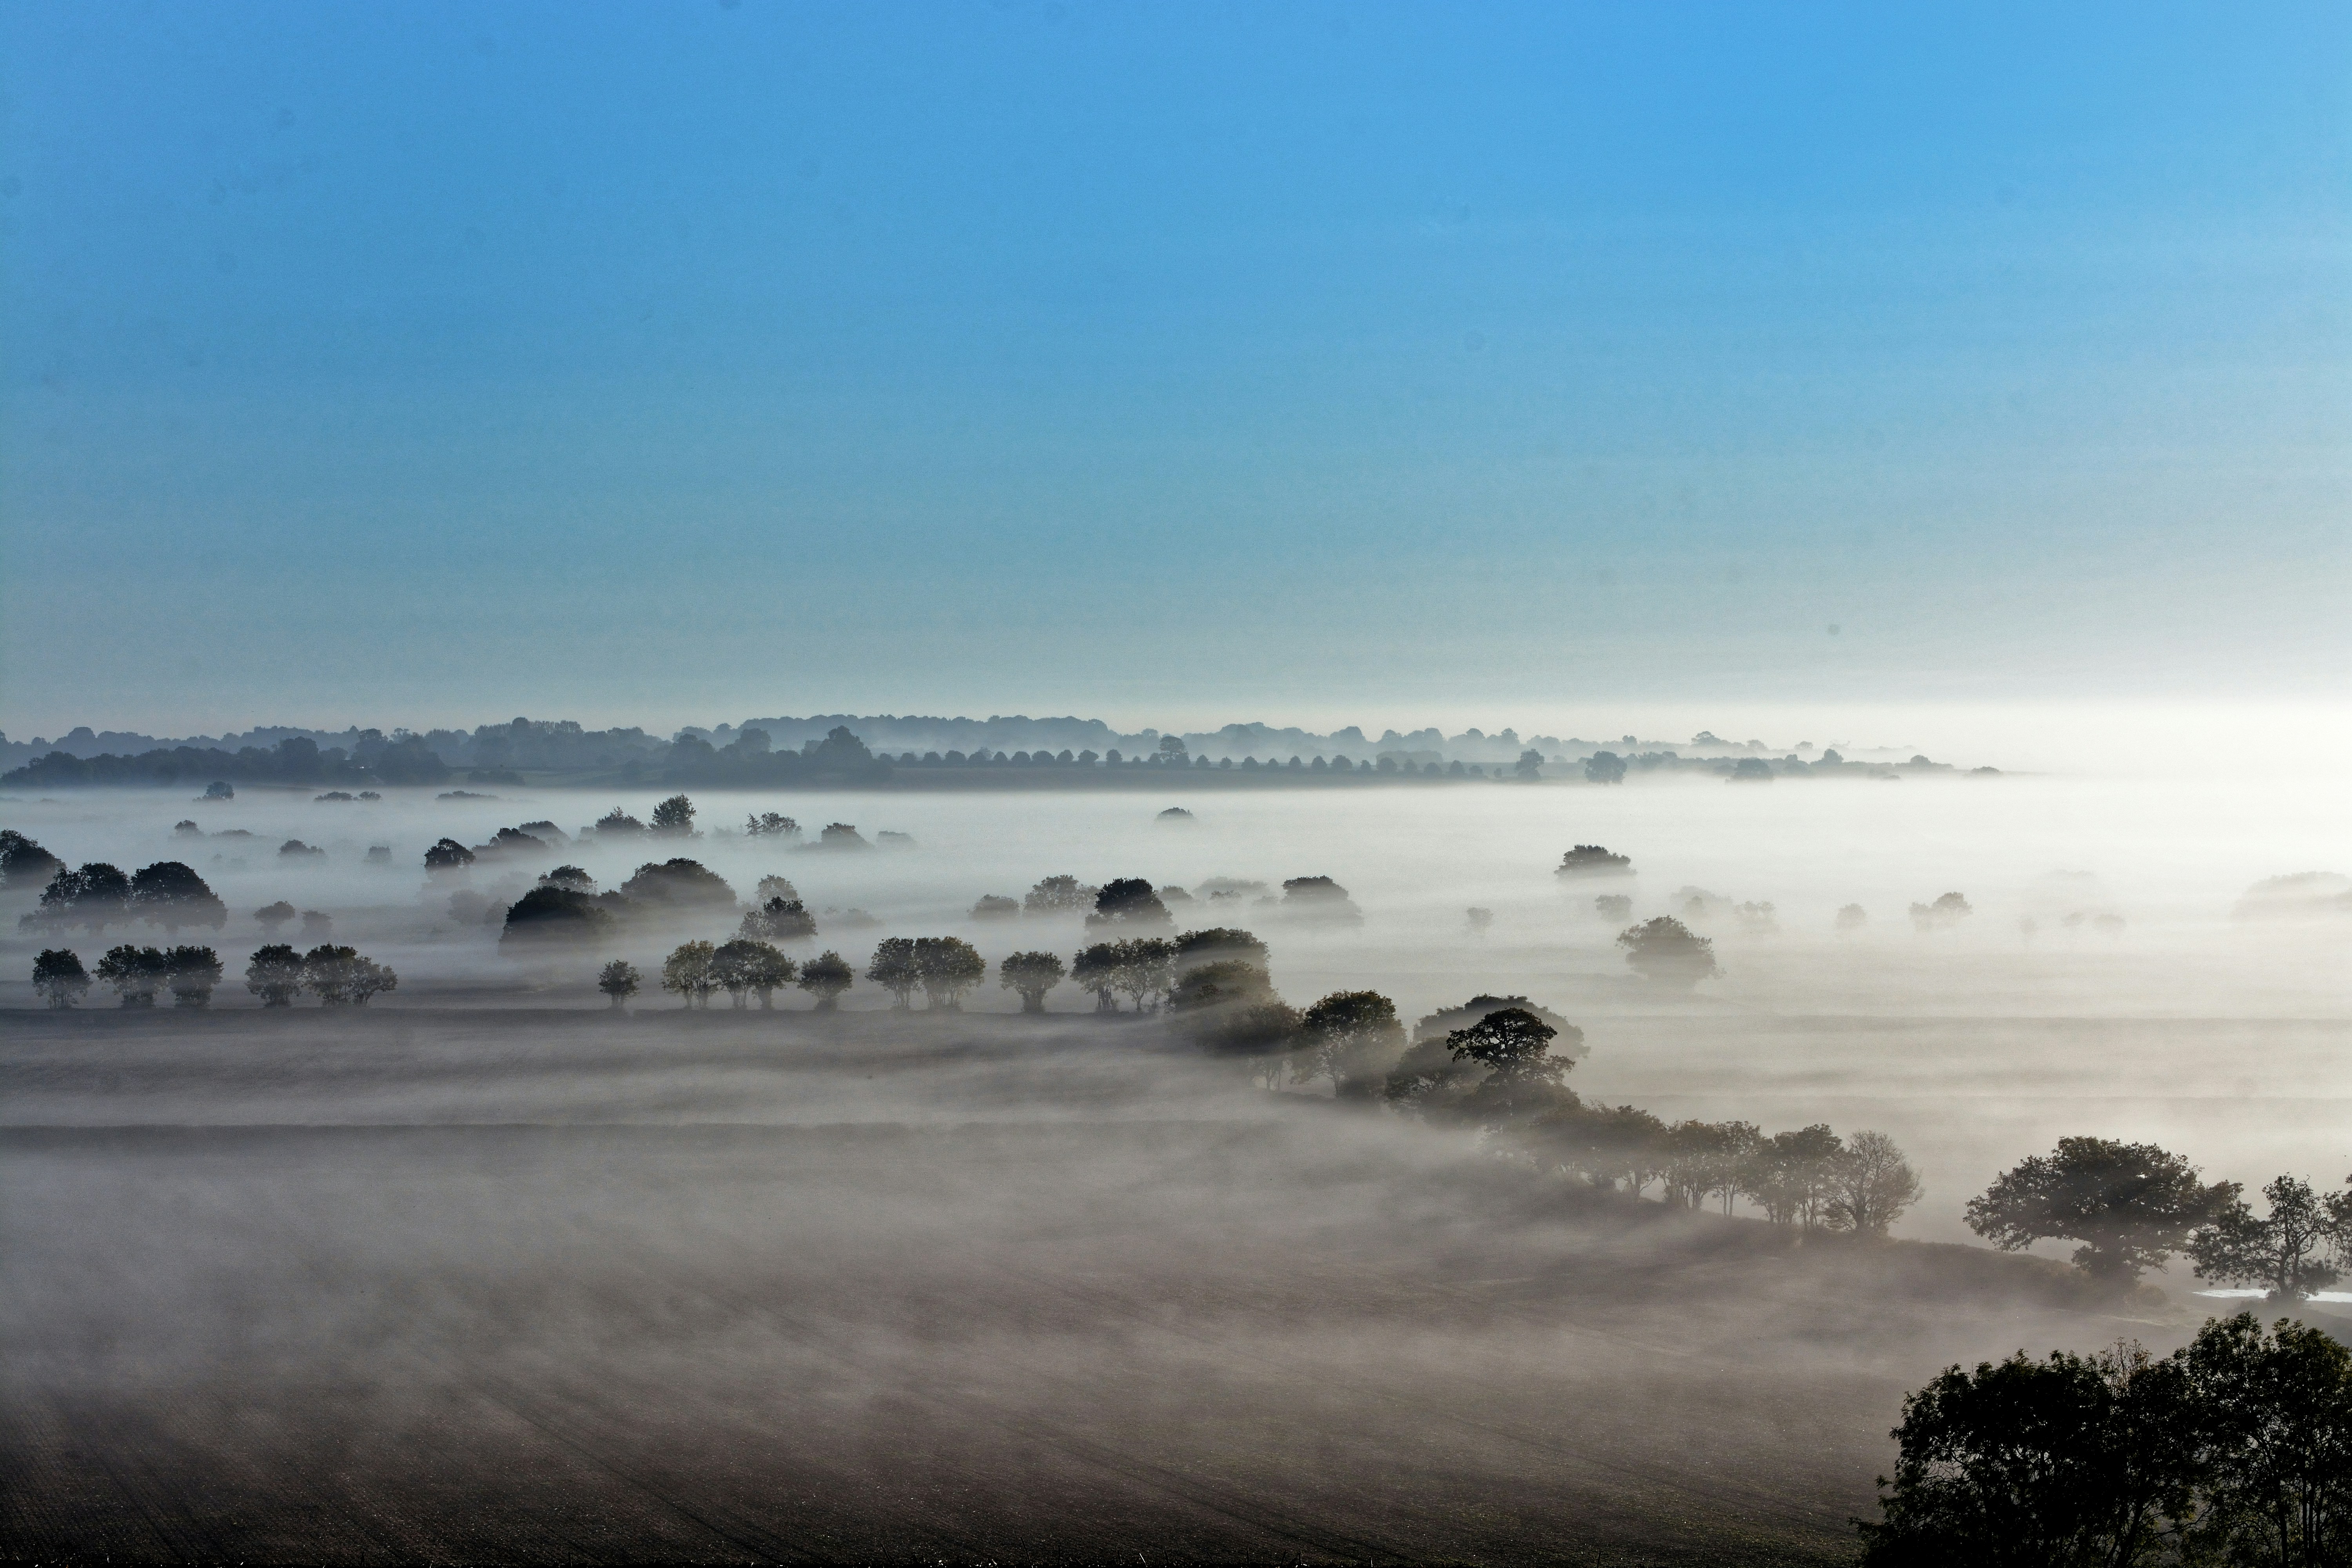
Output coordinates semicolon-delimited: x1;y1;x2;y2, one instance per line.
650;795;697;836
1024;875;1095;914
245;944;305;1007
999;951;1066;1012
254;900;297;935
597;960;641;1009
130;862;228;933
95;944;169;1007
865;937;921;1009
1071;942;1120;1011
158;946;223;1007
423;838;475;873
1088;877;1172;930
797;950;854;1010
739;896;818;942
913;936;988;1010
1294;991;1405;1100
1583;751;1627;784
660;940;719;1008
0;829;64;889
33;948;90;1008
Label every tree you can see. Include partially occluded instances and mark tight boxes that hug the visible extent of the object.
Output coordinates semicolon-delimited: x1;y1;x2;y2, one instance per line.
1514;749;1545;780
1088;877;1172;930
650;794;697;835
22;863;132;935
754;874;800;903
499;886;616;947
125;862;224;935
594;808;646;836
1071;942;1121;1011
740;896;818;942
744;812;800;840
1858;1341;2200;1567
865;937;921;1009
0;829;64;889
597;960;641;1009
1279;876;1362;925
94;944;169;1006
1294;991;1405;1100
423;838;475;872
1966;1137;2239;1287
302;946;365;1004
1659;1120;1759;1212
1825;1130;1924;1237
160;946;224;1006
2182;1312;2352;1564
1522;1101;1668;1194
1583;751;1627;785
618;858;736;911
1616;917;1718;989
1741;1125;1848;1230
798;950;854;1010
254;900;296;935
1910;891;1973;931
33;948;89;1008
661;941;719;1008
1391;1007;1578;1129
710;938;763;1007
245;944;305;1006
998;951;1066;1012
2189;1175;2348;1301
740;943;795;1007
1172;927;1267;973
969;895;1020;920
1109;936;1175;1011
1024;875;1096;914
1557;844;1633;877
913;936;987;1009
541;865;595;893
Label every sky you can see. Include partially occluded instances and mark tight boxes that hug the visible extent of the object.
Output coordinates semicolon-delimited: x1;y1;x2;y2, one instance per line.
1;0;2345;740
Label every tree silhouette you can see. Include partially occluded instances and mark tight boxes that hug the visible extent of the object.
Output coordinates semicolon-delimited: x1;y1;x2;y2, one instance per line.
2188;1174;2348;1300
245;944;305;1007
1967;1138;2238;1286
1088;878;1172;930
597;960;641;1010
0;829;64;889
22;864;132;936
160;946;223;1007
998;951;1066;1012
423;838;475;873
865;937;921;1009
739;896;818;942
33;948;89;1009
619;858;736;910
913;936;987;1009
660;941;719;1008
95;944;167;1006
254;900;297;935
1024;875;1095;914
1824;1130;1924;1236
650;795;697;836
1295;991;1405;1099
1071;942;1120;1011
1583;751;1627;784
1615;917;1718;988
1556;845;1633;878
797;950;855;1010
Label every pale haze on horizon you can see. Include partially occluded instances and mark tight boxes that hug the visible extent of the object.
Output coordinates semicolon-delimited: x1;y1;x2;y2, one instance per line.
1;0;2345;735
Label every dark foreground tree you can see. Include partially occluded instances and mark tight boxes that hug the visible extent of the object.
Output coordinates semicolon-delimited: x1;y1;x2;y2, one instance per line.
1295;991;1405;1100
33;948;89;1008
797;950;854;1010
2183;1312;2352;1563
2190;1174;2349;1301
597;960;641;1009
95;944;169;1006
245;944;305;1006
1387;1006;1576;1130
1966;1137;2239;1287
1858;1341;2199;1567
998;950;1066;1013
1616;916;1718;988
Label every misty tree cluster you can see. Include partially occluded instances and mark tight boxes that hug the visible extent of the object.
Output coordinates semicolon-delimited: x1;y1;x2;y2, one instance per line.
1966;1137;2352;1299
4;732;450;789
1860;1313;2349;1565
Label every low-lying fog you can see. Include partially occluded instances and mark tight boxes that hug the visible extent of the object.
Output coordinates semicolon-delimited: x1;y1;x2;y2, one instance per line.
2;766;2346;1561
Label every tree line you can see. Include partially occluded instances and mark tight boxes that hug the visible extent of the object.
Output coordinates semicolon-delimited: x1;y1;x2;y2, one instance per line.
34;941;397;1008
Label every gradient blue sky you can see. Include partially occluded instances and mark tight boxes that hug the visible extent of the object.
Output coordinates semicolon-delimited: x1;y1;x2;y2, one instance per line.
2;0;2345;737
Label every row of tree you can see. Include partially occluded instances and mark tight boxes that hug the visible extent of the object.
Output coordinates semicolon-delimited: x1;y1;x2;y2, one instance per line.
1861;1312;2348;1563
33;942;398;1007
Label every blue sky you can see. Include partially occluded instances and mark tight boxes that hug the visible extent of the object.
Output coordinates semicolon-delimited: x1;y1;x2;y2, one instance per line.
2;0;2344;737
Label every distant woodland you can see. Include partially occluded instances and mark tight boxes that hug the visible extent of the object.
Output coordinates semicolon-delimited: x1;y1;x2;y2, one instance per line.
1;714;1987;791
